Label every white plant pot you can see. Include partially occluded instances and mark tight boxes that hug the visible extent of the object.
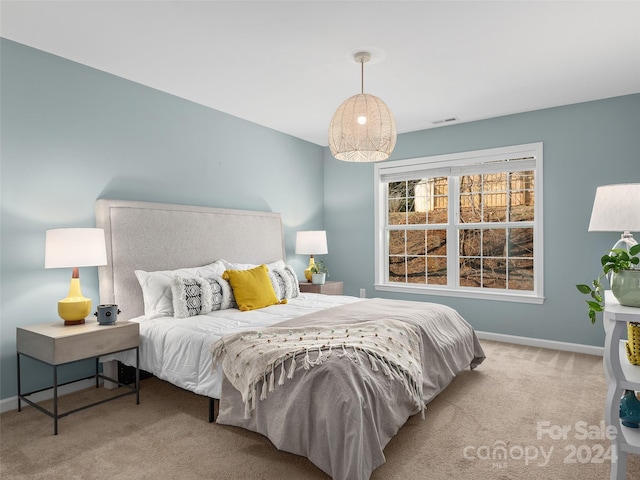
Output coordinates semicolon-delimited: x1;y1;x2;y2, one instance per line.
312;273;326;285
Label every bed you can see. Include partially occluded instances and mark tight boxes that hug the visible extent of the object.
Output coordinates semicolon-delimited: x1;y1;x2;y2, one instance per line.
96;198;485;480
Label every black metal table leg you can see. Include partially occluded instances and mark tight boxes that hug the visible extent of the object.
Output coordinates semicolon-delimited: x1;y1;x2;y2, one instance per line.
135;347;140;405
53;365;58;435
17;353;22;412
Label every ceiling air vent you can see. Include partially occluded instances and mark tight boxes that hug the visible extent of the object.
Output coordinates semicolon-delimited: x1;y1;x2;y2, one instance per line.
431;117;459;125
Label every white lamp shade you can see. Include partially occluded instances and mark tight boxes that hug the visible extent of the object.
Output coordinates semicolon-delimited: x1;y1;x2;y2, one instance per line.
45;228;108;268
328;93;397;162
295;231;328;255
588;184;640;232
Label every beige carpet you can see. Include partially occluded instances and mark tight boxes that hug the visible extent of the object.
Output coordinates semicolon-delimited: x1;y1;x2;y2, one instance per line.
2;340;639;480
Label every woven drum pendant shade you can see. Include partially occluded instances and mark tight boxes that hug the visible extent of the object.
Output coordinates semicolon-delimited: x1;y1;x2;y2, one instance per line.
328;52;397;162
328;93;397;162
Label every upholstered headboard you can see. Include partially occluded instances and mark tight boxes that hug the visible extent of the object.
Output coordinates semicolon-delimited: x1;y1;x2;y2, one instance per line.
95;199;286;320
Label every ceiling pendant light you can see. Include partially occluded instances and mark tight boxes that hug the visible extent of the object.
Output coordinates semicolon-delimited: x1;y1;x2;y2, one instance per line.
328;52;397;162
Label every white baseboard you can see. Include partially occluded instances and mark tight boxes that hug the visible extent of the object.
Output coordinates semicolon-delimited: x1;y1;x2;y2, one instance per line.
0;378;97;414
476;330;604;356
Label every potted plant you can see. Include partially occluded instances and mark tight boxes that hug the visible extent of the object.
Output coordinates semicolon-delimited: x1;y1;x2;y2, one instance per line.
310;260;329;285
576;244;640;324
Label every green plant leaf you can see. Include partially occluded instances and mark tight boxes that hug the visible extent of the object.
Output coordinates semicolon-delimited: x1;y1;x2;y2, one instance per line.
576;284;592;294
590;291;603;302
587;300;603;311
630;244;640;256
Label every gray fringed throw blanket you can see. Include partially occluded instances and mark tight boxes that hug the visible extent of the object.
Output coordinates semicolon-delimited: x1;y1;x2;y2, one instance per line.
210;319;425;419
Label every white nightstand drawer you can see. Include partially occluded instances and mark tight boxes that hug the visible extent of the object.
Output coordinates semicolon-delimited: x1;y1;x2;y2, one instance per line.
17;320;139;365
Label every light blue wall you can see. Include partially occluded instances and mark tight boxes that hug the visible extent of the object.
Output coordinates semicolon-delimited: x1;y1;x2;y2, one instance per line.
324;94;640;348
2;38;639;401
0;39;325;399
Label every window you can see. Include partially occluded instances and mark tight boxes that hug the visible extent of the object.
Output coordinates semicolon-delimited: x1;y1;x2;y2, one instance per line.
374;143;543;304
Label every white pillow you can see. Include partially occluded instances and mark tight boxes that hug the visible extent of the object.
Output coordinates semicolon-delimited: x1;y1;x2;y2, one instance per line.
219;259;286;271
135;261;225;319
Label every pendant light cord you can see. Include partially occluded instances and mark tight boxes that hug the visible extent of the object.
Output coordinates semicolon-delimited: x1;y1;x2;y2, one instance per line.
360;57;364;94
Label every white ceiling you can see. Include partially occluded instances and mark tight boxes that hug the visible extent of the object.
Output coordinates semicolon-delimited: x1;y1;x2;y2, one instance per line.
2;1;639;147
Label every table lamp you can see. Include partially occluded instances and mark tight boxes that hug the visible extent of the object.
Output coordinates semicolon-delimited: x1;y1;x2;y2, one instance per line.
588;183;640;251
295;231;328;282
45;228;108;325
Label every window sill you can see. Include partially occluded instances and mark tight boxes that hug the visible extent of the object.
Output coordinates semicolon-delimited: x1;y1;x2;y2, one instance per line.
373;283;545;304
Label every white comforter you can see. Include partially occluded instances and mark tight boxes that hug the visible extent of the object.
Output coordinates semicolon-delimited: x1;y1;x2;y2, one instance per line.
101;293;363;398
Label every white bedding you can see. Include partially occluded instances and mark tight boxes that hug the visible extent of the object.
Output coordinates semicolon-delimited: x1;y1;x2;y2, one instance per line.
101;293;363;398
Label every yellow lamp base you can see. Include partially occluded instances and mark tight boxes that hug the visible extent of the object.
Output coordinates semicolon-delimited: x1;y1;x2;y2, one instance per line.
58;276;91;325
304;256;315;282
58;298;91;325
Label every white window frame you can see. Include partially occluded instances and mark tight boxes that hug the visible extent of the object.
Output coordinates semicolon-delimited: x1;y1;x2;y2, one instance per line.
374;142;544;304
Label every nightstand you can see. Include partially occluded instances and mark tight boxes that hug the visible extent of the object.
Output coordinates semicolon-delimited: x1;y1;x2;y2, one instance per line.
17;319;140;435
299;280;344;295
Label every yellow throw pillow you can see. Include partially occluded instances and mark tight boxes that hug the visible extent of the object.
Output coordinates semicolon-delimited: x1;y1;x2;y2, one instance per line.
222;264;285;311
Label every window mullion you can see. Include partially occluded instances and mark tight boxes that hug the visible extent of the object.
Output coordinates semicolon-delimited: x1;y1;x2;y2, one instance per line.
448;175;460;288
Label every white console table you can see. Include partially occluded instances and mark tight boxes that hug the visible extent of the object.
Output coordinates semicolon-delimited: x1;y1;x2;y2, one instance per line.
603;291;640;480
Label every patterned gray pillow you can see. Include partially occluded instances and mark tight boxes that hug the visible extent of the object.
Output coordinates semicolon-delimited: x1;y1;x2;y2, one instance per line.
170;275;213;318
270;265;300;299
284;265;300;298
268;269;286;301
206;274;236;310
